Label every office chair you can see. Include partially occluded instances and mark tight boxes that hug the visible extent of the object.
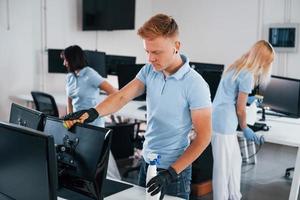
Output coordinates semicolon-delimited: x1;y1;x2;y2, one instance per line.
285;167;294;178
31;91;59;117
106;122;144;178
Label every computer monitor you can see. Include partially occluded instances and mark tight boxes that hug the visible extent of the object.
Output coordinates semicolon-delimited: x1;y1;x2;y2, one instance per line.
0;122;57;200
48;49;66;73
85;50;107;78
105;54;136;75
9;103;45;131
48;49;107;77
189;62;224;101
116;64;146;101
259;75;300;118
43;117;112;200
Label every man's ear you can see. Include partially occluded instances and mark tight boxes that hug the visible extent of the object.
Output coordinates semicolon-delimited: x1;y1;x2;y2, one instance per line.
175;41;181;53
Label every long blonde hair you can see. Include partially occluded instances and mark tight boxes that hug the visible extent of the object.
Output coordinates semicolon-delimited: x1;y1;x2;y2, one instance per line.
225;40;275;87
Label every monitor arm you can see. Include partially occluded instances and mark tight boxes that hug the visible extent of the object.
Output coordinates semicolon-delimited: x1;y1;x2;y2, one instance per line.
56;135;79;172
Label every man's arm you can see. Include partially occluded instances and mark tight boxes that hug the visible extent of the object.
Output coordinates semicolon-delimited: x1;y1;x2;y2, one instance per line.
95;78;144;116
63;78;145;126
171;107;212;174
67;97;73;114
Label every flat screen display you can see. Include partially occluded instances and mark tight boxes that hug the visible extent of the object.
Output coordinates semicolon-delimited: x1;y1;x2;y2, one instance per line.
48;49;107;77
116;64;145;101
0;122;57;200
82;0;135;30
189;62;224;101
106;54;136;75
259;75;300;117
48;49;66;73
269;27;296;47
85;50;107;78
9;103;45;131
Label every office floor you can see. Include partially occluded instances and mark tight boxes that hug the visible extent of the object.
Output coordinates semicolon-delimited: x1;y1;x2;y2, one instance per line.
121;143;300;200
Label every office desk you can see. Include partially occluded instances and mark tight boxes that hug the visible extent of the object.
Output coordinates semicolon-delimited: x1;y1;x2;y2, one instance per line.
10;94;147;121
255;115;300;200
57;181;183;200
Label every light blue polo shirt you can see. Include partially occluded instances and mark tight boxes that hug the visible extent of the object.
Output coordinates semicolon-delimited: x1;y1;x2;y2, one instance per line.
212;68;254;135
136;55;211;169
66;66;105;127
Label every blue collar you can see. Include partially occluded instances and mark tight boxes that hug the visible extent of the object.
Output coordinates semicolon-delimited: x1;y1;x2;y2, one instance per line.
168;54;190;80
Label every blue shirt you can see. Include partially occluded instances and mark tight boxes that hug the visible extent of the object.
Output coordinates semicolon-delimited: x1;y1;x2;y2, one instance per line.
136;55;211;169
212;68;254;134
66;67;105;127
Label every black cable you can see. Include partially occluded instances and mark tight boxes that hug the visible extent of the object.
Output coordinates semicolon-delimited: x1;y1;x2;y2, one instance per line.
241;142;263;160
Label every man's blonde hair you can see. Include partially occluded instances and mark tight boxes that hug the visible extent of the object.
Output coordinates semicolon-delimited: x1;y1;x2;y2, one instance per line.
137;14;179;39
225;40;275;86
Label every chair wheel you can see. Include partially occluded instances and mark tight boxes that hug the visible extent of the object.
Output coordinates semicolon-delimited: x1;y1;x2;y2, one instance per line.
285;172;290;178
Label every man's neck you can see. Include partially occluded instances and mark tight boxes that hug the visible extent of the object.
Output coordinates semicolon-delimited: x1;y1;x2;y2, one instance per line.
163;55;183;76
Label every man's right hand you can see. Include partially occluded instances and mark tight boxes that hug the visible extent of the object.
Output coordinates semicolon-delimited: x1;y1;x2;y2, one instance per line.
62;108;99;128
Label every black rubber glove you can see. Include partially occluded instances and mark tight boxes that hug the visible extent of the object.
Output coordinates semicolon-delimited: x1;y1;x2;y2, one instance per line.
62;108;99;123
146;166;177;200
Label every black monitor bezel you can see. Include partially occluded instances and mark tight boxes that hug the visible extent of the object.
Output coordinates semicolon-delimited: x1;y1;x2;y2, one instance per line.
259;75;300;118
9;103;45;131
43;116;112;179
116;63;146;101
189;62;224;101
0;121;57;200
105;54;136;75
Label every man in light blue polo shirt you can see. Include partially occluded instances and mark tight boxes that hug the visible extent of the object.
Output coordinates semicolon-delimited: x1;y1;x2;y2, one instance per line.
63;14;212;200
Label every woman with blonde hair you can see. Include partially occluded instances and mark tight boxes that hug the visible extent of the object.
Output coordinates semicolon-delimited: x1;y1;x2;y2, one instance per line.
212;40;275;200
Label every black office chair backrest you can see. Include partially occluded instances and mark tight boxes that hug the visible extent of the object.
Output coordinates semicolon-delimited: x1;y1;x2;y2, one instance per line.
106;123;136;160
31;91;59;117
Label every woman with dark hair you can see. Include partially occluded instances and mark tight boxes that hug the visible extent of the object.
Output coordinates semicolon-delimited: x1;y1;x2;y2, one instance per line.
62;45;120;180
61;45;117;127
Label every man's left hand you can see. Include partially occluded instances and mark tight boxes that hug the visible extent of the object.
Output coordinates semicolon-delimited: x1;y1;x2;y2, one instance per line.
146;167;177;200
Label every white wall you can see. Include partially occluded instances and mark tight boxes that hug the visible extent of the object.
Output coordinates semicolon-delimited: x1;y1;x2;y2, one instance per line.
0;0;42;121
0;0;299;120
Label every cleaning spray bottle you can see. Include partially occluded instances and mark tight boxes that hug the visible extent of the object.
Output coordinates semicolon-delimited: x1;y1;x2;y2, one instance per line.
146;153;161;200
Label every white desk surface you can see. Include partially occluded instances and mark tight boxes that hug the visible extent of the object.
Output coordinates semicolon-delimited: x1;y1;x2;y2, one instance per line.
10;94;300;200
259;116;300;147
251;115;300;200
57;182;183;200
10;94;147;121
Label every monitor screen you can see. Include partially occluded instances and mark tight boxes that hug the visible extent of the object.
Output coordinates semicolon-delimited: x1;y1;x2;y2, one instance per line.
82;0;135;30
85;50;107;78
189;62;224;101
48;49;66;73
48;49;107;77
43;117;112;199
9;103;45;131
0;122;57;200
116;64;146;101
268;23;299;52
105;54;136;75
269;27;296;48
259;75;300;117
